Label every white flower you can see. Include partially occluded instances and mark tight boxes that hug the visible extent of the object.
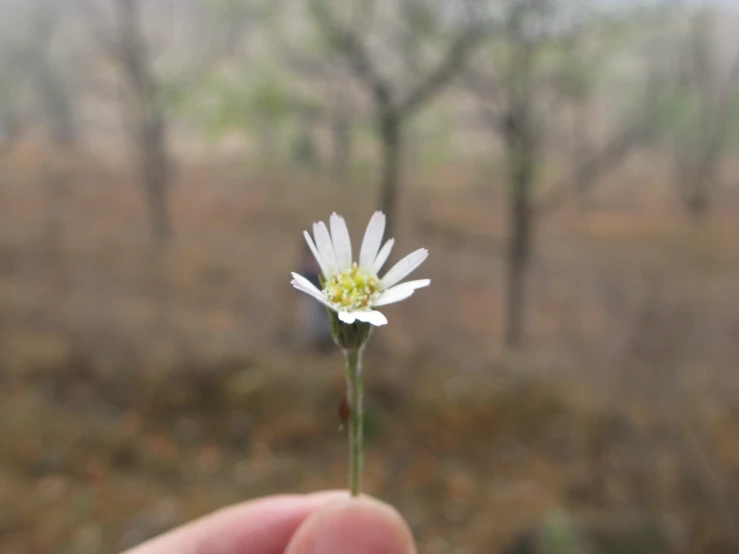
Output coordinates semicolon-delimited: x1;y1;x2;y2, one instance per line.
291;211;430;327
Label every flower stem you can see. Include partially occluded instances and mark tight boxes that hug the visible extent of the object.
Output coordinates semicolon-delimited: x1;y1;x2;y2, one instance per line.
344;347;363;496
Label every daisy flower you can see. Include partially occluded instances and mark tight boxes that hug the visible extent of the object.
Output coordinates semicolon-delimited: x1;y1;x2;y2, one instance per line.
291;211;430;327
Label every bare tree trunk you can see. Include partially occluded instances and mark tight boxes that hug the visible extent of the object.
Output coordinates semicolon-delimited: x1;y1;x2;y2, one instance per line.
678;84;726;219
140;113;172;239
504;169;533;348
686;189;709;217
504;115;535;348
674;8;738;219
678;159;711;217
118;0;173;241
379;114;402;239
572;103;592;212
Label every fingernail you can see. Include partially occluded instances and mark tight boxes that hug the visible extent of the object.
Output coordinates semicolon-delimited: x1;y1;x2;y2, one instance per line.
285;496;416;554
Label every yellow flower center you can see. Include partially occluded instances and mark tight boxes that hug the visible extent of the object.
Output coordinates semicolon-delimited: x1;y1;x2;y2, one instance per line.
325;263;380;310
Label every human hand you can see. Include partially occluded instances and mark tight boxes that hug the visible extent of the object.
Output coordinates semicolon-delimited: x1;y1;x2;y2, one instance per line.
121;490;416;554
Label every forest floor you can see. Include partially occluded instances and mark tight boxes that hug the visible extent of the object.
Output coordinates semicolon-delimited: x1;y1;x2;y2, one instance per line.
1;145;739;553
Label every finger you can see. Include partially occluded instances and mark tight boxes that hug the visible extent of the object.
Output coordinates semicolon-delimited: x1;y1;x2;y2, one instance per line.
122;491;347;554
285;495;416;554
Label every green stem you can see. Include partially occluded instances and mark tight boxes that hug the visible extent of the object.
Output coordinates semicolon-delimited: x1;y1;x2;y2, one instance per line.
344;347;363;496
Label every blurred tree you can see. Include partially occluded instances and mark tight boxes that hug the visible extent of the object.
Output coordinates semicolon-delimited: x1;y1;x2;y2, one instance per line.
0;0;77;148
466;0;666;347
0;66;23;158
112;0;172;240
76;0;252;241
553;40;604;212
634;6;739;218
668;9;739;217
273;24;359;185
0;0;83;280
309;0;487;238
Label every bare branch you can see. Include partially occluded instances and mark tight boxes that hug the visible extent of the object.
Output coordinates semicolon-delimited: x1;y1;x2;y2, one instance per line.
164;5;252;94
272;41;336;82
349;0;379;41
400;24;487;116
74;0;121;61
309;0;393;109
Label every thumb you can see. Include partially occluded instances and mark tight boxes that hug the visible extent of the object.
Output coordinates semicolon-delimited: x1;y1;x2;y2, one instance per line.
284;496;416;554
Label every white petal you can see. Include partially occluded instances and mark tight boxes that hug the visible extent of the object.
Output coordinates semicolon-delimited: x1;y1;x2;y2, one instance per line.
303;231;329;280
290;272;323;296
374;279;430;307
380;248;429;289
313;221;339;277
359;211;385;272
291;274;334;310
291;281;329;306
329;212;352;272
371;239;395;275
338;311;356;324
353;310;388;326
291;284;335;311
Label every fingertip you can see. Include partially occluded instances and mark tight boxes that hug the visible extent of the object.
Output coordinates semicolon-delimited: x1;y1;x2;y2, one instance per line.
285;496;416;554
121;492;349;554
